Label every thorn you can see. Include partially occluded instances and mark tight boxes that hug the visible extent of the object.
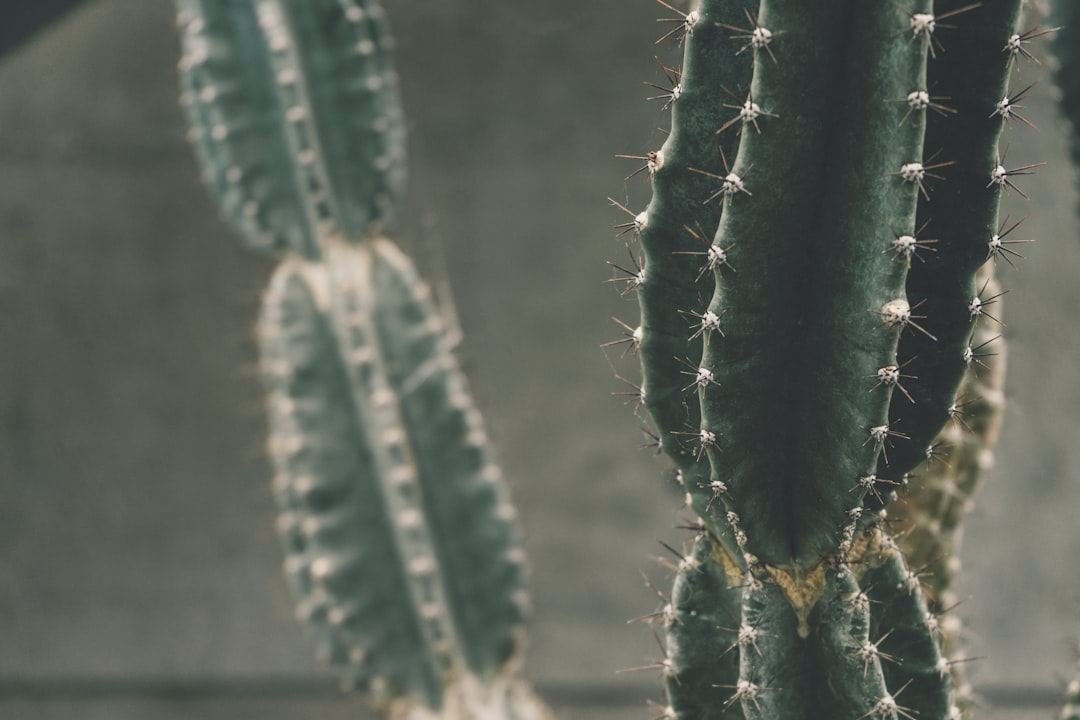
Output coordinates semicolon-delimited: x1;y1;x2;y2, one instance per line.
889;150;955;200
893;88;956;126
968;278;1007;326
888;218;938;268
676;355;720;392
986;214;1034;268
717;9;776;63
991;81;1038;129
644;59;682;110
600;316;643;357
988;145;1045;199
717;90;778;134
607;245;646;295
867;357;917;404
615;150;664;181
612;373;646;411
608;197;648;237
1005;26;1060;66
682;307;725;340
898;3;981;59
673;222;735;281
671;425;721;461
654;0;699;46
699;479;729;512
688;148;751;203
964;334;1000;375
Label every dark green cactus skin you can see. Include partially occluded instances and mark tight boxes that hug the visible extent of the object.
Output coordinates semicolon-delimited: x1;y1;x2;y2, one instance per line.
876;0;1023;482
177;0;406;258
697;0;930;569
863;546;952;720
620;1;1034;718
259;239;528;709
663;534;745;720
632;0;752;563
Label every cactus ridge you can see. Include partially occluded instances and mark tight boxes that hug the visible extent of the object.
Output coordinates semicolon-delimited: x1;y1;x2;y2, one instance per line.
631;0;753;563
178;0;406;258
692;0;930;569
877;0;1023;481
259;239;528;710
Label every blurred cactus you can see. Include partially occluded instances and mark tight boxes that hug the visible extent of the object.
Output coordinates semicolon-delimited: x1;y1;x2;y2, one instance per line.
177;1;546;718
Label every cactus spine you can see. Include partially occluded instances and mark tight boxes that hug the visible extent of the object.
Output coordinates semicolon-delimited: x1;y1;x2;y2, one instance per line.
617;0;1040;717
177;2;545;718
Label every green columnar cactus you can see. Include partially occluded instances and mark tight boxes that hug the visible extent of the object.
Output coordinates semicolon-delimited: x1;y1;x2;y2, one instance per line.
177;2;546;718
617;0;1041;717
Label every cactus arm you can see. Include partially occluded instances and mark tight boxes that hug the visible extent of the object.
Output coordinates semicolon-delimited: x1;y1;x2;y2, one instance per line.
632;0;752;560
894;267;1007;603
738;579;812;719
698;0;930;569
861;544;953;720
177;0;405;258
259;260;444;705
809;568;894;720
362;239;528;677
879;0;1023;479
260;239;537;716
178;0;321;257
275;0;407;242
663;534;745;720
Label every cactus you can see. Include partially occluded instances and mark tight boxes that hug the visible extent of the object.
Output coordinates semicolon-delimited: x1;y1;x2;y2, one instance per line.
612;0;1047;717
177;1;546;718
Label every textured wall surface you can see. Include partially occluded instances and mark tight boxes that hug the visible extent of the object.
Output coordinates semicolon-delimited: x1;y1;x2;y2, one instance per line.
1;1;1079;718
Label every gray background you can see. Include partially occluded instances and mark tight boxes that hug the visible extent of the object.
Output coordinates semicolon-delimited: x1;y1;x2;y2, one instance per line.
1;1;1078;718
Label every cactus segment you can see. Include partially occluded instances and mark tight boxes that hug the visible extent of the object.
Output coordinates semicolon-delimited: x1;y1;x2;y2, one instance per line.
258;238;527;712
862;547;953;720
633;0;753;561
697;0;931;569
663;534;745;720
177;0;405;257
809;568;894;720
894;267;1007;607
738;579;811;720
880;0;1023;479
